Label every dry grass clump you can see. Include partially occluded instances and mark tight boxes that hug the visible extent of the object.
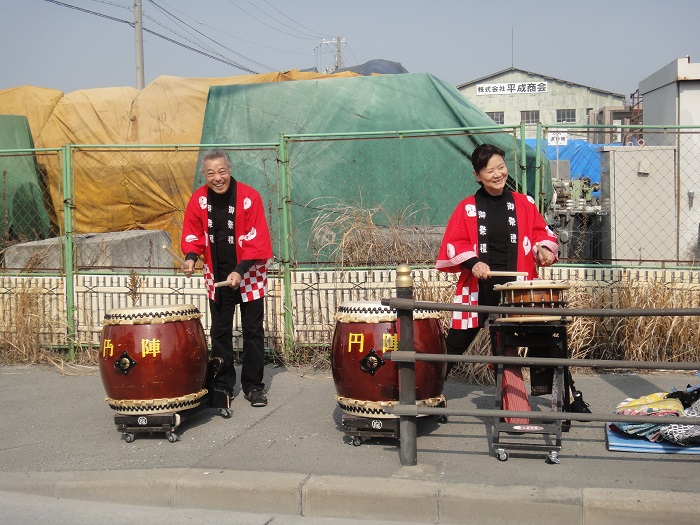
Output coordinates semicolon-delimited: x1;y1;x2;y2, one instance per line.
610;278;700;363
0;280;97;372
282;343;331;376
414;276;495;385
309;200;441;266
565;280;614;360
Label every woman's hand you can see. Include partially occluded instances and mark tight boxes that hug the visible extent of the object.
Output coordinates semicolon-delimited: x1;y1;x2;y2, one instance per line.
471;261;491;279
536;244;555;267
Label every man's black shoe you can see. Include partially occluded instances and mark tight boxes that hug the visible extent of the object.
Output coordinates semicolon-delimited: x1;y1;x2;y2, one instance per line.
246;388;268;407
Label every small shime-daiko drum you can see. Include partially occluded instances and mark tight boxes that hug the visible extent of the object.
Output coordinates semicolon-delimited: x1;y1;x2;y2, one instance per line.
98;304;209;414
331;301;446;418
493;279;570;322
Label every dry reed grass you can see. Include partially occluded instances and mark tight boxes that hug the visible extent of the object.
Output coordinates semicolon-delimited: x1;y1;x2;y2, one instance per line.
309;200;439;266
414;276;495;385
0;248;98;373
0;280;98;372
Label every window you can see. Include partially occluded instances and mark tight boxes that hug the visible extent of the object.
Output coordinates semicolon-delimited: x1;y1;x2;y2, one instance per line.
520;110;539;124
556;109;576;123
486;111;504;125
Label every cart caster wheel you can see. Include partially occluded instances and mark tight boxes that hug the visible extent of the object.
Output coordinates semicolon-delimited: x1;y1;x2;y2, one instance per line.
437;415;448;423
496;449;508;461
219;408;232;419
351;436;363;446
546;451;560;464
122;433;135;443
166;432;180;443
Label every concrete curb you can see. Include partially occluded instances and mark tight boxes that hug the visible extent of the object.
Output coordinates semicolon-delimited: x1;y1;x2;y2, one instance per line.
0;469;698;524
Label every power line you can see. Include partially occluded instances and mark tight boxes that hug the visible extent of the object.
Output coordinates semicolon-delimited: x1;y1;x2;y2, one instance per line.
146;0;274;71
243;0;329;40
43;0;259;74
225;0;320;40
259;0;329;39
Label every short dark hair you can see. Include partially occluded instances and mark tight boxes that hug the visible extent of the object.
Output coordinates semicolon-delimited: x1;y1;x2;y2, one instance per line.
199;149;232;177
471;143;505;173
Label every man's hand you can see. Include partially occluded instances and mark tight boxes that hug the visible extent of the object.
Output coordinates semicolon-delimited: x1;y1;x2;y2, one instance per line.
226;271;242;289
183;259;195;278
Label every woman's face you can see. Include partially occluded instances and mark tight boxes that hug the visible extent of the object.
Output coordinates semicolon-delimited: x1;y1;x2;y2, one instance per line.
475;154;508;196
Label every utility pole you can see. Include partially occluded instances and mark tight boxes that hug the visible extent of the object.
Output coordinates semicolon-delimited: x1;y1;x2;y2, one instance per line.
134;0;145;89
321;37;345;73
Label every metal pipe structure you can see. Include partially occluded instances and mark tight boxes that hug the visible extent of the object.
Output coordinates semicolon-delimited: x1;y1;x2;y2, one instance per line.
384;266;700;464
396;264;417;466
381;297;700;318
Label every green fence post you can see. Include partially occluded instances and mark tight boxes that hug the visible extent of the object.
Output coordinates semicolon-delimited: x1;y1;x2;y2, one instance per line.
278;134;294;355
519;122;527;198
534;122;543;210
61;144;76;360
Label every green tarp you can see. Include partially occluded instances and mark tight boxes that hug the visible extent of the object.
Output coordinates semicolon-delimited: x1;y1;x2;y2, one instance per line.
199;73;549;264
0;115;51;246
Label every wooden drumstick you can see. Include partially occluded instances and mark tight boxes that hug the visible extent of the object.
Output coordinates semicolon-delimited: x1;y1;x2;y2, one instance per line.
162;245;187;267
214;280;233;288
486;271;528;277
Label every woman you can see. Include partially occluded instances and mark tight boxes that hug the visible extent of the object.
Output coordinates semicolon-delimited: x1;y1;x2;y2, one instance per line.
436;143;589;420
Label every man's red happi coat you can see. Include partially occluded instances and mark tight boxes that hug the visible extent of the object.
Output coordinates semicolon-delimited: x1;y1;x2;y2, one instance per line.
181;181;273;302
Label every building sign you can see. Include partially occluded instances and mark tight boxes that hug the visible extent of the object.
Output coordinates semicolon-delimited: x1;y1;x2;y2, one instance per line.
547;132;568;146
476;82;548;95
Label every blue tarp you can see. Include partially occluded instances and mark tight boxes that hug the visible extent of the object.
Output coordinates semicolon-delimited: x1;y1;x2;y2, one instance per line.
525;139;609;188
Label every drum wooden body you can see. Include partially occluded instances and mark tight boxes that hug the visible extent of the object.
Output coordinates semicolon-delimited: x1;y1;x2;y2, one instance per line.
331;301;446;418
98;304;208;414
494;280;570;321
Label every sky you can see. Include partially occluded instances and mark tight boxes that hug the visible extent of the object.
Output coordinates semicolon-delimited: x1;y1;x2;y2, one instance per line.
2;0;699;100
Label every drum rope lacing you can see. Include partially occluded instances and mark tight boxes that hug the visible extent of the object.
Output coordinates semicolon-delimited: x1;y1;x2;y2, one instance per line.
105;389;208;414
335;395;446;419
334;304;440;323
102;307;202;325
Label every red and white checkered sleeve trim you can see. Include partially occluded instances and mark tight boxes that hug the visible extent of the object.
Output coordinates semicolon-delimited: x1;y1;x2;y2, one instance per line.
450;286;479;329
240;263;268;302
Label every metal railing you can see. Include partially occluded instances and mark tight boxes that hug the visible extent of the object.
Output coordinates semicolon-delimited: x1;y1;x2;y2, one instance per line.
380;265;700;466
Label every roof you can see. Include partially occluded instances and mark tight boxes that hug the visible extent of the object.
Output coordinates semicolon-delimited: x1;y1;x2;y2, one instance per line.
457;67;625;99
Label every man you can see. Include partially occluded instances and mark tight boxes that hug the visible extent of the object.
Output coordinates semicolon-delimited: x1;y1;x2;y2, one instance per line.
181;149;273;407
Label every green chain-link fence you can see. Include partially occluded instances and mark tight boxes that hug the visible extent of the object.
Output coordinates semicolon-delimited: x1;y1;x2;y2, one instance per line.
1;124;700;360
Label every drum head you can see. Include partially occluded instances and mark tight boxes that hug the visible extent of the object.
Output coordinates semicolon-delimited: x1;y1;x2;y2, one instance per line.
493;279;570;291
103;304;201;324
334;300;439;321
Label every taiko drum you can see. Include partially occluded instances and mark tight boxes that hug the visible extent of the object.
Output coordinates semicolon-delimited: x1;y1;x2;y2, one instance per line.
331;301;446;418
98;304;209;414
493;280;570;321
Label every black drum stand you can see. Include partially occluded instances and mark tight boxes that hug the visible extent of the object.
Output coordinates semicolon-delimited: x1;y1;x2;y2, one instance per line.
488;318;571;463
112;357;232;443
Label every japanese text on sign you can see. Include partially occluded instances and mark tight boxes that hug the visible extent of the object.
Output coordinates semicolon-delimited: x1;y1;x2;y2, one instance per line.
476;82;548;95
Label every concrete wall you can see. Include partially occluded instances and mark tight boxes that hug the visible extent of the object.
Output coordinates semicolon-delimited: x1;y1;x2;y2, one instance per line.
3;230;173;271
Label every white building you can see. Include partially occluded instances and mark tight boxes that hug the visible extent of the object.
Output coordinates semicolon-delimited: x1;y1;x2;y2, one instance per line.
456;67;626;138
637;56;700;261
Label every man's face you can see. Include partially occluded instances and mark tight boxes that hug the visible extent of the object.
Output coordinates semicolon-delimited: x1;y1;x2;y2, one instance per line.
204;157;231;194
